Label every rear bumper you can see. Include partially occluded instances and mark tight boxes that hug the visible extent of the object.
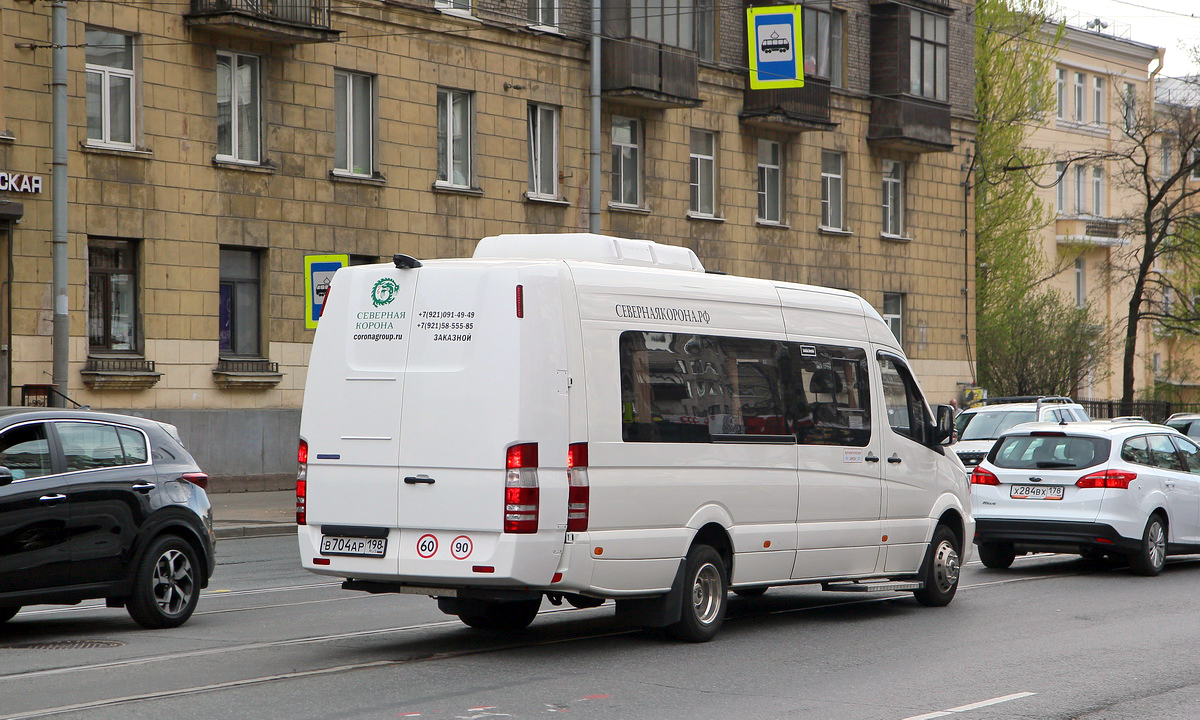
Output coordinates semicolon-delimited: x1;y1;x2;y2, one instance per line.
973;518;1141;555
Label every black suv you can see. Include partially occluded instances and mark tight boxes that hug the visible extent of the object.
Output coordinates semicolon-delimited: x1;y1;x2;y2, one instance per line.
0;409;215;628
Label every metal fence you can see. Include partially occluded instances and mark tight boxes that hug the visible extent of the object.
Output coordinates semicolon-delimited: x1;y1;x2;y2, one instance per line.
1078;400;1200;423
190;0;331;26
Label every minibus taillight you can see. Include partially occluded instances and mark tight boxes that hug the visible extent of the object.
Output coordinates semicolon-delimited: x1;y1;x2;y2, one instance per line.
504;443;539;533
567;442;590;532
1077;469;1136;489
970;466;999;486
296;439;308;525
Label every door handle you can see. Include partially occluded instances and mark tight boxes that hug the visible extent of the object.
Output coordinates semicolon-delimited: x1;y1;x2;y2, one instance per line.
39;494;67;503
404;475;436;485
887;454;903;464
865;453;880;463
132;482;156;492
1165;480;1176;489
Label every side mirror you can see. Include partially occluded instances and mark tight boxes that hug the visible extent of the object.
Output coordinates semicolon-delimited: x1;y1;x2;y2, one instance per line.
0;466;12;488
931;405;956;446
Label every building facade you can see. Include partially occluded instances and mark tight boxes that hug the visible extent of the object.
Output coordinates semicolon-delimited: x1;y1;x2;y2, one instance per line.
0;0;977;486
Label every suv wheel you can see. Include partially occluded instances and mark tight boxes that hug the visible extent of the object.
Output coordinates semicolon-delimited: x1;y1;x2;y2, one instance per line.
127;535;201;629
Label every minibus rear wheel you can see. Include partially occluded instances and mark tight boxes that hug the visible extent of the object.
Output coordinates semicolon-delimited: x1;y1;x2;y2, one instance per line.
458;598;542;632
665;544;728;642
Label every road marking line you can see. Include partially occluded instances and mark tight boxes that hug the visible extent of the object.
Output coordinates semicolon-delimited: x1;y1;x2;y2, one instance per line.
900;692;1036;720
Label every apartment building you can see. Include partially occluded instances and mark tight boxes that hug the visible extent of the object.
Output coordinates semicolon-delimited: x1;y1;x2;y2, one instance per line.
0;0;977;485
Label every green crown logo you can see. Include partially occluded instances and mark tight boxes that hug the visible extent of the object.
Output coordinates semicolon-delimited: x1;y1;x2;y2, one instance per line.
371;278;400;308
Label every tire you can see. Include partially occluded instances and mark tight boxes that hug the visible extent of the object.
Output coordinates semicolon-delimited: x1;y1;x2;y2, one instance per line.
0;606;19;624
913;525;961;607
1129;514;1167;577
977;542;1016;570
664;544;728;642
733;587;768;598
458;598;541;631
126;535;201;629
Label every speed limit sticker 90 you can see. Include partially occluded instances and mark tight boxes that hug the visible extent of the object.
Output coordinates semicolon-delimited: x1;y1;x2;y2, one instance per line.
416;534;438;558
450;535;473;560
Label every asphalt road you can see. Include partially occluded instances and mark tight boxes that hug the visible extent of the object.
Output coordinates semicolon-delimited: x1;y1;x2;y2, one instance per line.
2;536;1199;720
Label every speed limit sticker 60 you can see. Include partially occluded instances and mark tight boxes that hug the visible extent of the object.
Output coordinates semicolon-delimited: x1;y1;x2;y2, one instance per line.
450;535;473;560
416;534;438;558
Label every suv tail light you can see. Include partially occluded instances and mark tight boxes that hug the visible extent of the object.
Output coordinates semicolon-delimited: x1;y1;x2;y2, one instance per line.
504;443;539;533
181;472;209;491
970;466;1000;486
566;442;589;532
296;439;308;525
1077;469;1136;489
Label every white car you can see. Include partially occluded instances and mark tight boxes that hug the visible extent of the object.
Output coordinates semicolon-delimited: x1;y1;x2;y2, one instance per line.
954;397;1090;472
970;419;1200;575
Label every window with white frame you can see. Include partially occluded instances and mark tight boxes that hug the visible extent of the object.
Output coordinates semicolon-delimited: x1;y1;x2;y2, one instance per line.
436;88;472;188
882;160;904;236
1092;76;1104;125
527;103;558;199
1055;162;1066;214
1074;258;1086;308
909;10;948;102
821;150;845;229
1056;69;1065;119
1073;72;1085;122
436;0;470;13
757;140;782;223
882;293;903;348
1073;164;1086;214
1092;166;1103;216
689;130;716;216
86;29;135;148
527;0;556;28
334;70;373;177
611;116;640;206
216;51;261;163
1161;135;1175;176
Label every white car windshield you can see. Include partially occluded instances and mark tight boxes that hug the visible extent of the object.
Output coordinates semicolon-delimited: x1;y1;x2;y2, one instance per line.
958;410;1036;441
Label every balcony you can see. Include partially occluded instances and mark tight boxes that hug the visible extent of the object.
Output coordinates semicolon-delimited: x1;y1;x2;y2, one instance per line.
186;0;340;44
741;76;836;133
81;357;163;391
601;39;701;108
867;95;953;152
1055;217;1129;247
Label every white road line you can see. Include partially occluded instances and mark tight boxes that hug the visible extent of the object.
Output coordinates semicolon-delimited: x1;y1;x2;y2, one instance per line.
899;692;1036;720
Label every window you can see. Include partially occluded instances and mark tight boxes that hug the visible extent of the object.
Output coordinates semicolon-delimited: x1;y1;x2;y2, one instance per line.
882;160;903;236
821;150;844;229
436;0;470;12
1073;164;1086;214
757;139;782;223
216;51;260;163
334;71;373;177
1092;76;1104;125
1171;435;1200;473
804;4;844;86
909;10;948;102
1056;69;1065;119
1055;162;1066;214
1092;167;1103;216
882;293;903;348
1073;72;1085;122
879;355;930;445
695;0;715;61
1161;135;1175;176
611;116;640;206
219;248;261;357
527;0;556;28
88;238;138;352
0;423;51;480
436;88;472;188
689;130;716;216
57;422;148;471
1074;258;1086;307
527;103;558;199
1149;434;1184;471
993;434;1107;470
630;0;695;49
85;29;135;148
1191;149;1200;181
1122;81;1136;131
618;331;871;446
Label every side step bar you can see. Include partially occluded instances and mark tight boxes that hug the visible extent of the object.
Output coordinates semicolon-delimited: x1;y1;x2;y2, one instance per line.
821;580;923;593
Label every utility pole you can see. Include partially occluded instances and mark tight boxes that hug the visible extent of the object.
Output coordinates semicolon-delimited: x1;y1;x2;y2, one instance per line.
51;0;69;405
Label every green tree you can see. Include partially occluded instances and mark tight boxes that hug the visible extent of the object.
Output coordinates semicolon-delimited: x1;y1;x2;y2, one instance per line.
974;0;1108;396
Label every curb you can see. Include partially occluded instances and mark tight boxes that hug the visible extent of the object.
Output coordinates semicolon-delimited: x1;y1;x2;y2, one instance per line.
215;524;296;540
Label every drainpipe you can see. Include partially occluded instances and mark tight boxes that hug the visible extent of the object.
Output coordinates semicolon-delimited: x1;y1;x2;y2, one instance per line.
51;0;69;406
589;0;601;234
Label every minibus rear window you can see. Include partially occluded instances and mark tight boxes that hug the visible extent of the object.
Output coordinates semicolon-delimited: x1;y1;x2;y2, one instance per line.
618;331;871;447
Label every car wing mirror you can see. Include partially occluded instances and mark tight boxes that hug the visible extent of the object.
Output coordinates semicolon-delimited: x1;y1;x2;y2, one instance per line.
0;466;13;488
931;405;955;446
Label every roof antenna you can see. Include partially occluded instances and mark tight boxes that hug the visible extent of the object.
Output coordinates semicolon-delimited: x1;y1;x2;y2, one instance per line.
394;254;422;269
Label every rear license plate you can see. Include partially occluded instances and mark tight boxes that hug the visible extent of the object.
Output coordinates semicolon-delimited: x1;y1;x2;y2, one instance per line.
1010;485;1065;500
320;535;387;557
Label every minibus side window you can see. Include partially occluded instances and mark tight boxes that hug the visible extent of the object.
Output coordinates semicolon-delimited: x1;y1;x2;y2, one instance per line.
879;356;930;444
619;331;787;442
783;344;872;447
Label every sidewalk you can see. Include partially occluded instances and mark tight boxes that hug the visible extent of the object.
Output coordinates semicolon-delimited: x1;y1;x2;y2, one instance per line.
210;490;297;539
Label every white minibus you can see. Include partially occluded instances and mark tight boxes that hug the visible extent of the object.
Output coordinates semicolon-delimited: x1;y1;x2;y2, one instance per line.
297;233;972;641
